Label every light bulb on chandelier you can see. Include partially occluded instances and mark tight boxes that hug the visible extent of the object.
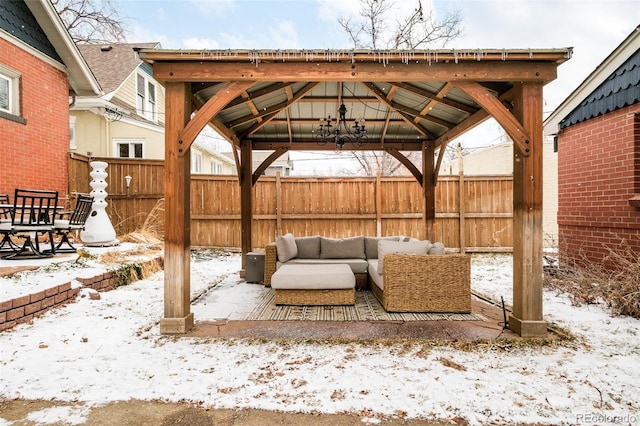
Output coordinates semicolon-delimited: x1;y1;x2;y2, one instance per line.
315;102;367;150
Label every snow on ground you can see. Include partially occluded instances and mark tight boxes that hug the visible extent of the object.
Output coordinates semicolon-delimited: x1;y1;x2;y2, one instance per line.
0;250;639;425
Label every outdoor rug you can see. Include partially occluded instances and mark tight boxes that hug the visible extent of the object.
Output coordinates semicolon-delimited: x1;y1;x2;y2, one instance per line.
244;289;486;321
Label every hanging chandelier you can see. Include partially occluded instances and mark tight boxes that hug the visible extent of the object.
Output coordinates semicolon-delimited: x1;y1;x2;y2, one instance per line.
315;102;367;150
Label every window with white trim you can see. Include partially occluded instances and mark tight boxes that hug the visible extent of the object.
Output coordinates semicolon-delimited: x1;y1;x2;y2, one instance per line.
136;72;157;122
0;65;21;118
191;150;203;173
69;116;77;149
211;160;223;174
115;139;144;158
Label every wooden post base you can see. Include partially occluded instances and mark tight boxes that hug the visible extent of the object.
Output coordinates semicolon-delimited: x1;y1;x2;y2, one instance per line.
160;312;194;334
508;315;547;337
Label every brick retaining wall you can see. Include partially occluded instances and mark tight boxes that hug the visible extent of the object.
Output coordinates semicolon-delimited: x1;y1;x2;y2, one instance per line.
0;256;164;332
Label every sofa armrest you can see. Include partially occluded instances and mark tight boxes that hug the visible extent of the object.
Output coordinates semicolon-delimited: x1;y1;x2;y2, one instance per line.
382;253;471;312
264;242;278;286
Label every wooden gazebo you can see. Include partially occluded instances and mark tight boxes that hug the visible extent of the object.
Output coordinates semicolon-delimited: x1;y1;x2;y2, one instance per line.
137;48;572;337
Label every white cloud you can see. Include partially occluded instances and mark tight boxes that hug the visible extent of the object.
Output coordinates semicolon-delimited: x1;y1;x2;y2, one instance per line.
125;24;177;48
182;37;221;49
268;19;300;49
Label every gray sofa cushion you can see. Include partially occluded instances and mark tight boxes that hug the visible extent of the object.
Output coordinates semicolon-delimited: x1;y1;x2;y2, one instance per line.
365;236;402;259
367;259;383;290
429;242;445;254
320;236;365;259
275;233;298;262
377;239;431;275
295;236;321;259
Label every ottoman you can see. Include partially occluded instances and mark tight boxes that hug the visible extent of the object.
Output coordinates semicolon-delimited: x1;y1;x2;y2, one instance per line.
270;264;356;305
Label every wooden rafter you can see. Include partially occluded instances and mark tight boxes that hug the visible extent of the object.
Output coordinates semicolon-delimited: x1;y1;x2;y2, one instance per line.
252;147;289;186
229;82;319;129
385;148;423;185
225;82;295;108
284;86;293;144
178;81;254;156
395;81;476;115
240;82;319;138
453;81;531;155
360;82;434;138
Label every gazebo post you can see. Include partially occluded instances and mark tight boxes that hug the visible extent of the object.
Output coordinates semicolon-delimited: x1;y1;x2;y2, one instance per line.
240;140;253;271
160;82;194;334
509;82;546;337
422;141;436;241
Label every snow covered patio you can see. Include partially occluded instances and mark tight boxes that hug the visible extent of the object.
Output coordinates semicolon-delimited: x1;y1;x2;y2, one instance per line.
1;247;639;424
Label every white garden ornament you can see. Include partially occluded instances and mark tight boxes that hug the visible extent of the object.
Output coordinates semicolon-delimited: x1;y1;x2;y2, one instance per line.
80;161;119;246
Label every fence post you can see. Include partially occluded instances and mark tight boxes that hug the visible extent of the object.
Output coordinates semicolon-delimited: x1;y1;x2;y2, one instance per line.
276;171;282;236
376;173;382;237
458;172;466;254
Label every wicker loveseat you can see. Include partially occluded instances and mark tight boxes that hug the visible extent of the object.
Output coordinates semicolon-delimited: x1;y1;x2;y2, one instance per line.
264;234;471;313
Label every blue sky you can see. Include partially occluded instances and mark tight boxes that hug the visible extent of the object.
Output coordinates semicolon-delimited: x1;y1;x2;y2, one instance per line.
118;0;638;112
116;0;638;170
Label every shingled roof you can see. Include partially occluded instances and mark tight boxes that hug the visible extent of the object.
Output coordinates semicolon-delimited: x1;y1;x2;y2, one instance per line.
78;42;159;94
560;47;640;129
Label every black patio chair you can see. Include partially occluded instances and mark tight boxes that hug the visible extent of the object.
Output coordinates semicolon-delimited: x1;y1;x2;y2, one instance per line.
3;188;59;259
49;193;94;253
0;193;20;252
0;194;10;221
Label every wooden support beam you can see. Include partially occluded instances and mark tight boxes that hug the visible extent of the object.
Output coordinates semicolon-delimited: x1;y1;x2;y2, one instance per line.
177;81;254;156
241;82;318;138
422;141;436;241
253;147;288;186
361;82;438;136
385;148;423;186
453;81;531;156
509;82;546;337
240;140;253;271
160;82;193;334
153;61;559;83
251;140;427;151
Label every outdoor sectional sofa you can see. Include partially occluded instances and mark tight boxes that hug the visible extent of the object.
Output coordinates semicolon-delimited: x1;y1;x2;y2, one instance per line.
264;234;471;313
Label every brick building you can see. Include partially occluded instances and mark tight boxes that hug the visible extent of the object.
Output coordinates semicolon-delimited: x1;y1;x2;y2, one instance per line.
544;25;640;267
0;0;99;200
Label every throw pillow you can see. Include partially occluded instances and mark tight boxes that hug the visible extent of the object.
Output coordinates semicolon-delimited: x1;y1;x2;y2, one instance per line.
365;236;402;259
295;236;321;259
320;236;365;259
276;233;298;262
377;239;431;275
428;242;445;255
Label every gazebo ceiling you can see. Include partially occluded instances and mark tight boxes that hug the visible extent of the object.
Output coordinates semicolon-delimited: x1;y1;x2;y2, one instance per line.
139;48;572;153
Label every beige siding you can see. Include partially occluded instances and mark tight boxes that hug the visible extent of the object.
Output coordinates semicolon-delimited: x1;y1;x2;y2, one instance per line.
73;65;167;159
71;111;109;156
110;121;165;159
115;72;137;111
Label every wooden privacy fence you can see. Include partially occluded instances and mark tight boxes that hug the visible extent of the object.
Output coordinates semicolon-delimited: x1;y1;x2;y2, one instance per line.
69;153;513;252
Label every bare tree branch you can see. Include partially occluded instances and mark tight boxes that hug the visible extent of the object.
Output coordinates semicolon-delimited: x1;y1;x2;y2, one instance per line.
338;0;463;176
52;0;127;44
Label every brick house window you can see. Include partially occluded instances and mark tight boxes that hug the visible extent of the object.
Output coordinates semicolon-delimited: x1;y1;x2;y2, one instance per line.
0;64;23;122
136;72;157;122
115;139;144;158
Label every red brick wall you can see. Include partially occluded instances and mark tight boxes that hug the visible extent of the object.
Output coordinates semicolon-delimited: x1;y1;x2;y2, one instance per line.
0;38;70;200
557;104;640;267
